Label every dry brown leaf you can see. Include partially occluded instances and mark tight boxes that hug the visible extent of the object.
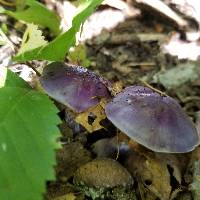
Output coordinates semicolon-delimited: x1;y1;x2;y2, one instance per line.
52;192;85;200
190;146;200;163
46;183;86;200
128;141;182;191
75;101;107;133
137;181;157;200
170;188;183;200
143;158;171;199
111;81;123;95
126;150;171;200
53;193;76;200
156;153;182;184
56;142;92;181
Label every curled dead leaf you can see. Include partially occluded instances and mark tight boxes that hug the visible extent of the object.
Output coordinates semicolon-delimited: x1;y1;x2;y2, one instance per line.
53;193;76;200
75;100;107;133
125;150;172;200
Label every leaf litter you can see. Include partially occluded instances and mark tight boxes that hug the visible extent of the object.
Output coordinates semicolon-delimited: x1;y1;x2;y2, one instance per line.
1;0;200;199
46;0;200;198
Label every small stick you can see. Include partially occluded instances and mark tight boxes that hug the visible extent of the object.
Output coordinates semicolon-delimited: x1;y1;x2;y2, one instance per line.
26;62;41;77
115;130;120;160
8;62;41;77
0;0;15;7
182;96;200;103
139;78;167;96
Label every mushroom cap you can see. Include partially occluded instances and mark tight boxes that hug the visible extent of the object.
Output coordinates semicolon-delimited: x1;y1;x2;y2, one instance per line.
40;62;111;113
73;158;133;188
105;86;199;153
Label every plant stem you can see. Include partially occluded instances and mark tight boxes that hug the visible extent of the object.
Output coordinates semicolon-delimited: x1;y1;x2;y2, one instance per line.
139;78;167;96
26;62;41;77
0;0;15;7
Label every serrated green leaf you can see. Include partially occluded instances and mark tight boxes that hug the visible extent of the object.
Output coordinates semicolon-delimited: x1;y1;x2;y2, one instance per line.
17;24;47;55
0;70;61;200
14;0;103;62
5;69;30;88
5;0;60;35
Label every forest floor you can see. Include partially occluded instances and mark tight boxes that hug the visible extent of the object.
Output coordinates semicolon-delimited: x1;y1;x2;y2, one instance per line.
1;0;200;200
46;1;200;199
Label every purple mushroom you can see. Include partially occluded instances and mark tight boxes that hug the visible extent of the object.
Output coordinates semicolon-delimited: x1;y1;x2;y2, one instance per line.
40;62;111;113
40;62;199;153
105;86;199;153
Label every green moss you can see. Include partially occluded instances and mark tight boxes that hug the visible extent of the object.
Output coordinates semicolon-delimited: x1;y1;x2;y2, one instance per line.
109;187;137;200
75;183;136;200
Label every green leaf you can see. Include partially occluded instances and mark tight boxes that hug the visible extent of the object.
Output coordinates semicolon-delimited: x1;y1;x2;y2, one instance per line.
5;0;60;35
0;70;61;200
0;6;5;14
5;69;30;88
68;44;91;67
14;0;103;62
17;23;47;55
15;0;27;10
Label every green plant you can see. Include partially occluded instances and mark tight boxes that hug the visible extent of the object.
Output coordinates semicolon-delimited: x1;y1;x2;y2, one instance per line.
14;0;103;61
3;0;61;36
0;68;61;200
